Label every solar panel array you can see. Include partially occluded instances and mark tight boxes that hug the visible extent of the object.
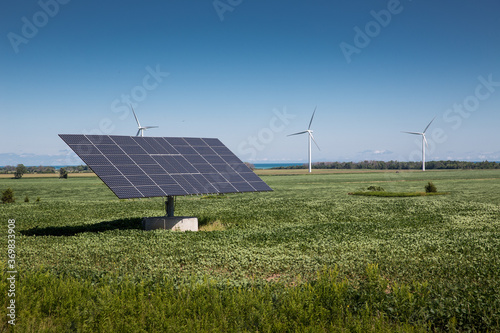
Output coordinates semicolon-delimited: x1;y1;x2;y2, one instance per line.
59;134;272;199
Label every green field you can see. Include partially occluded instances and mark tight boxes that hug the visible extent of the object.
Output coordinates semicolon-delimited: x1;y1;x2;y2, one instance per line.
1;170;500;332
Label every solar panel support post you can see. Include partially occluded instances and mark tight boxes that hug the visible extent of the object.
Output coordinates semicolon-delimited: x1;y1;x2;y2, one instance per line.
165;196;175;217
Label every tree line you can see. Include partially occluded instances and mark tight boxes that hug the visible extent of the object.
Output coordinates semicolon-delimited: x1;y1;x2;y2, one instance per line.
0;164;91;176
273;160;500;170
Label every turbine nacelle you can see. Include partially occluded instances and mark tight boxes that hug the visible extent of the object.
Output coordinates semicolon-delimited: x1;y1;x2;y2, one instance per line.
131;105;159;137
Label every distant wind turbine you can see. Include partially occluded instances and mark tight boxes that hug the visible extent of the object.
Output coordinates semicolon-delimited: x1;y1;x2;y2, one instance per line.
402;117;435;171
131;105;158;137
288;107;320;173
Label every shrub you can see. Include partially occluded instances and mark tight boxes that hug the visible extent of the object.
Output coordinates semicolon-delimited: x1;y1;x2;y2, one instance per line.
59;167;68;179
425;182;437;193
1;188;15;203
367;185;384;191
24;195;30;202
36;197;41;202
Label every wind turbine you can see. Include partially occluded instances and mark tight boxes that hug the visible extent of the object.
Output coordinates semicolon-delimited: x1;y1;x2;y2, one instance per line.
131;105;158;137
402;117;435;171
288;107;320;173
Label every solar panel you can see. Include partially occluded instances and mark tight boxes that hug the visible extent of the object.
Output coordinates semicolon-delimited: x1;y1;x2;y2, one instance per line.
59;134;272;199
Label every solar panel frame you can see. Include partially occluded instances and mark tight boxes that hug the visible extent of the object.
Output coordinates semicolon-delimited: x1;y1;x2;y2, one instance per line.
59;134;272;199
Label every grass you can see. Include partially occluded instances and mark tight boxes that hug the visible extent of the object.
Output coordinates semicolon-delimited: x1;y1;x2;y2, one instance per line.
199;219;226;231
349;191;449;197
1;169;500;331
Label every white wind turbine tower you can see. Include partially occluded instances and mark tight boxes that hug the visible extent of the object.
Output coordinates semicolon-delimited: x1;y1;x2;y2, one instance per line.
288;107;320;173
402;117;435;171
131;105;159;137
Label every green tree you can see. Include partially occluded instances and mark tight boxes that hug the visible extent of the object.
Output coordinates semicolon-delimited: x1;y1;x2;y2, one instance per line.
59;167;68;179
14;164;27;179
1;188;15;203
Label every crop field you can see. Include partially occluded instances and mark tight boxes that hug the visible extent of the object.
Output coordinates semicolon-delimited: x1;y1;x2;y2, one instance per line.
1;170;500;332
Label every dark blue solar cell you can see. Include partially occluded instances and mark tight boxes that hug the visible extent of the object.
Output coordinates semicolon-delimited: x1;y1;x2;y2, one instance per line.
95;145;123;155
191;174;218;194
212;182;237;193
120;145;148;155
192;163;217;173
130;154;156;165
153;157;179;173
106;155;135;165
167;158;188;174
86;135;115;145
174;145;197;155
203;155;226;164
184;154;206;164
171;156;197;173
108;186;144;199
188;175;209;193
164;137;188;146
115;164;144;176
160;184;188;196
135;186;166;197
89;165;121;176
171;175;197;193
231;182;257;192
59;134;92;145
211;163;233;173
147;138;171;154
141;164;167;175
134;138;159;154
181;175;206;193
110;136;137;145
231;163;253;173
149;174;176;185
203;138;224;146
221;172;245;182
80;155;110;165
203;173;226;183
99;175;133;187
211;146;234;156
195;176;216;191
138;137;157;145
248;182;272;191
194;146;216;155
73;145;101;155
126;175;156;186
221;155;243;164
239;172;263;182
155;138;179;154
184;138;208;146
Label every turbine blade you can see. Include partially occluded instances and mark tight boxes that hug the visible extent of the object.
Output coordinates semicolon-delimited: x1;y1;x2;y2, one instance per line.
136;129;141;136
401;131;423;135
310;133;320;150
287;131;308;136
144;126;159;129
423;135;429;147
308;106;317;130
423;116;436;133
131;105;141;127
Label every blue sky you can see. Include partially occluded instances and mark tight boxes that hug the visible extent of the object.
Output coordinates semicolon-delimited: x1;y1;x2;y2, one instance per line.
1;0;499;165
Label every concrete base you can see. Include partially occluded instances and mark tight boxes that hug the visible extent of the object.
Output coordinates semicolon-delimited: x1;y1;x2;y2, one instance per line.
142;216;198;231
